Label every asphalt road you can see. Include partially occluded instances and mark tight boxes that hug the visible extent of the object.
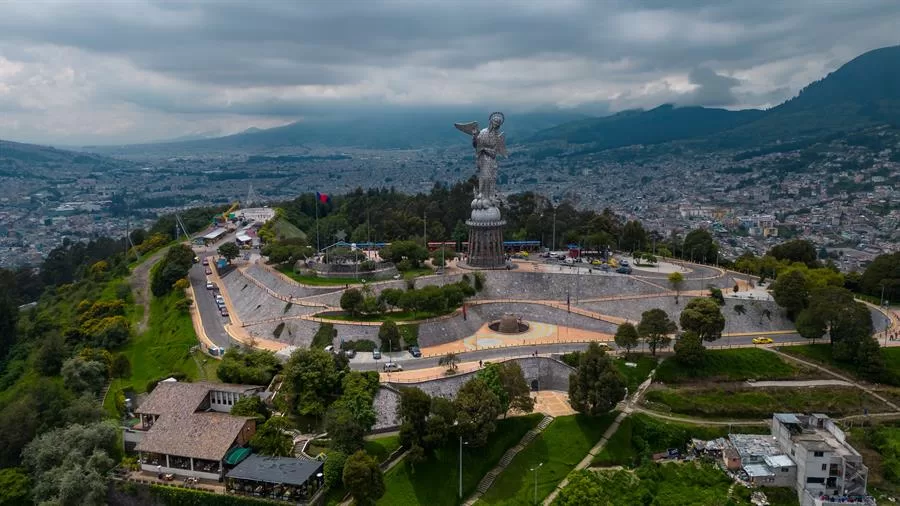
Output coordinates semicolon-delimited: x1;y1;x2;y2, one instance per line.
189;252;234;350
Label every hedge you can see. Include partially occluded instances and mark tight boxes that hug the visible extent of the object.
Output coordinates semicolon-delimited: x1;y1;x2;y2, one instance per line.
150;485;284;506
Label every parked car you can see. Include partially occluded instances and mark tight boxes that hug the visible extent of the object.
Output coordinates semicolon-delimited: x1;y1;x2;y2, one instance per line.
343;349;357;358
205;267;212;275
372;349;381;360
383;362;403;372
193;256;199;264
219;308;229;317
202;258;209;266
408;346;422;358
324;345;335;353
600;264;610;272
616;266;632;274
752;337;774;344
206;281;214;290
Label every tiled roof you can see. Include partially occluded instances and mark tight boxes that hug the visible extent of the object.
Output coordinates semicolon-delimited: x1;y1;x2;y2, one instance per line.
136;412;254;462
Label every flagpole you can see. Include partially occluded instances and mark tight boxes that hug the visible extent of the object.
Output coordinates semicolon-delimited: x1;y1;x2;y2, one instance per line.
315;194;320;255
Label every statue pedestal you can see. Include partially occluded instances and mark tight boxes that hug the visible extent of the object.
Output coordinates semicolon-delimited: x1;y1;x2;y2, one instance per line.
465;204;506;269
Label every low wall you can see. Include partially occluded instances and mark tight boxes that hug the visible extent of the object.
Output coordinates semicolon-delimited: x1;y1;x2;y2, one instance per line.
372;356;574;430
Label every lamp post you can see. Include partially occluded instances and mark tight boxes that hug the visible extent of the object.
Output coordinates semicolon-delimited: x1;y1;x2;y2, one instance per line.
454;421;467;499
530;462;543;504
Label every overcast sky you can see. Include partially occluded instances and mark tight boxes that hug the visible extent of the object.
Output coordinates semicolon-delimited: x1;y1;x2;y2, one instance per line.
1;0;898;145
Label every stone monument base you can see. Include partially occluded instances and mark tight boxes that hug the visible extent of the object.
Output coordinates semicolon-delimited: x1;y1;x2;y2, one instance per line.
465;218;506;269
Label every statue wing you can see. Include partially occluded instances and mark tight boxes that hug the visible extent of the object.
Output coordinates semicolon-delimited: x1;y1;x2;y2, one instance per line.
496;132;507;157
454;121;479;136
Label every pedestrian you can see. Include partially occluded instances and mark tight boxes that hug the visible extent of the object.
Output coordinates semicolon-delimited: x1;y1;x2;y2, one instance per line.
479;360;483;368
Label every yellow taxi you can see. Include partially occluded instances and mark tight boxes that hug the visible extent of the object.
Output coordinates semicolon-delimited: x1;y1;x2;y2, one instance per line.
752;337;774;345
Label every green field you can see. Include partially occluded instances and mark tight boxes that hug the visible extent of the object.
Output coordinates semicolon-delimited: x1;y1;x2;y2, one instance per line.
762;487;801;506
645;385;882;419
653;348;811;384
554;462;753;506
848;424;900;495
319;434;403;506
592;413;767;467
104;290;216;416
614;355;657;390
275;265;373;286
477;413;618;505
781;344;900;386
378;414;543;506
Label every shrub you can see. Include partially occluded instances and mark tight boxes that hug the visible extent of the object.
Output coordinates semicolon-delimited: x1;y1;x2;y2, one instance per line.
340;340;378;352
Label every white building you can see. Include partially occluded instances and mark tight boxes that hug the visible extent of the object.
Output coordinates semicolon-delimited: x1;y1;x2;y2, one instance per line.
236;207;276;223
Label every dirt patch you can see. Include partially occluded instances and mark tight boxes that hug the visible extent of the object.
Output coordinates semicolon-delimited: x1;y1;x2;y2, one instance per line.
130;246;170;333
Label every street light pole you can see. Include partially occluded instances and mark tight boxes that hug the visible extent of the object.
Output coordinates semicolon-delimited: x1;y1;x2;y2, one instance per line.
530;462;543;504
552;209;557;252
459;434;463;499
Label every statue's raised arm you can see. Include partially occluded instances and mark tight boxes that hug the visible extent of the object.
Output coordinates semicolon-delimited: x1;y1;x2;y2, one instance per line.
454;121;479;136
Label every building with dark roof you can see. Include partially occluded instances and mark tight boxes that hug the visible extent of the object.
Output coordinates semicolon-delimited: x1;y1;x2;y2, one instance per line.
225;455;324;501
123;381;265;481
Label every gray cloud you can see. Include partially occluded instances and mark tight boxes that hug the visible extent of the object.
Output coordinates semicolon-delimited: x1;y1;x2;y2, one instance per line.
0;0;898;144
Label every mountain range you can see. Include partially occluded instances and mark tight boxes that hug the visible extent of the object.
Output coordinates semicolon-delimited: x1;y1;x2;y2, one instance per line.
5;45;900;158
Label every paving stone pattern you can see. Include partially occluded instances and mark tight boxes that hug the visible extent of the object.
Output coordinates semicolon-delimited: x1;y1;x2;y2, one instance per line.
477;271;658;300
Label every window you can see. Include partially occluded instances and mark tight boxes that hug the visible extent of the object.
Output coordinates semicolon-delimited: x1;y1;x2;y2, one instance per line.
806;477;825;484
821;464;827;471
781;468;789;473
814;451;824;457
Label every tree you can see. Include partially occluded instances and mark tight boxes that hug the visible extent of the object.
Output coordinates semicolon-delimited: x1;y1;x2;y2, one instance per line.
326;372;378;453
323;450;347;487
682;229;718;263
326;401;367;453
614;323;639;356
0;468;30;506
340;288;364;317
381;240;428;269
768;239;819;268
23;421;119;506
667;272;684;304
771;269;809;320
830;301;874;362
343;451;385;506
398;387;431;451
620;220;647;252
498;362;534;414
217;347;281;385
454;377;502;447
424;397;457;449
378;320;402;352
35;333;66;375
378;288;404;309
795;308;826;341
218;242;240;264
439;352;460;371
637;309;677;356
231;395;270;422
568;342;625;416
708;287;725;305
250;416;294;457
0;280;18;361
150;244;194;296
673;331;705;366
110;353;131;378
855;336;885;381
476;364;510;413
679;298;726;342
430;247;457;267
61;357;107;395
282;348;344;417
859;252;900;298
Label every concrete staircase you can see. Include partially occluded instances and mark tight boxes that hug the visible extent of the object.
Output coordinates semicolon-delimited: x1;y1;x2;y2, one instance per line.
465;415;554;505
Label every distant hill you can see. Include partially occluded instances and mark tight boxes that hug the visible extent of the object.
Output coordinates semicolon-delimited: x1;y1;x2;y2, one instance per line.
0;139;127;176
531;44;900;152
98;110;590;154
529;104;765;148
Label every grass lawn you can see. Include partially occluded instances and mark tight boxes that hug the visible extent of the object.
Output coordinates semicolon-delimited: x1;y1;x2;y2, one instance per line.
554;462;751;506
847;423;900;497
653;348;814;384
592;414;767;467
104;291;210;417
477;412;618;505
781;344;900;386
275;265;372;286
615;355;657;390
364;435;402;463
645;384;884;419
378;414;543;506
762;487;800;506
